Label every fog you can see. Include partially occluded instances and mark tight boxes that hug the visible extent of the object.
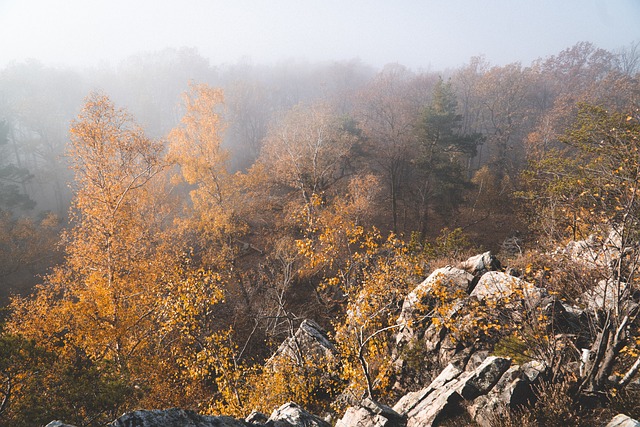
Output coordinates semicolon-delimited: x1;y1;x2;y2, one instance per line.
1;0;639;71
1;0;639;216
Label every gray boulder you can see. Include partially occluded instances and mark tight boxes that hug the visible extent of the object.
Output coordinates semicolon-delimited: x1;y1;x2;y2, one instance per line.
336;398;405;427
268;402;331;427
468;360;547;427
581;279;630;312
563;234;613;269
393;363;464;416
607;414;640;427
267;319;336;367
396;267;473;349
245;411;268;424
107;408;249;427
45;422;78;427
393;356;511;427
458;356;512;400
99;403;329;427
460;252;500;277
471;271;545;308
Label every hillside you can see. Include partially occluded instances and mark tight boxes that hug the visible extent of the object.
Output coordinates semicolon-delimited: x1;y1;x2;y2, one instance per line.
0;43;639;426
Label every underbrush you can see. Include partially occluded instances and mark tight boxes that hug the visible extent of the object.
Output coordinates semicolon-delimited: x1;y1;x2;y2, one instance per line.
505;250;606;302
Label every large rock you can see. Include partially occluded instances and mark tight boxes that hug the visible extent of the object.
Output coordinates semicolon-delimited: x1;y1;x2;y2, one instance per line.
267;319;336;367
393;356;511;427
336;398;405;427
580;279;633;313
460;252;501;277
458;356;512;400
51;403;329;427
268;402;331;427
559;227;638;274
468;360;547;426
401;385;462;427
393;362;466;427
607;414;640;427
563;233;615;269
470;271;545;308
245;411;268;424
396;267;474;347
393;363;464;416
107;408;249;427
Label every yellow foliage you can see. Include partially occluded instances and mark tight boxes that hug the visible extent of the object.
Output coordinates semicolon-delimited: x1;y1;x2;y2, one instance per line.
6;91;247;418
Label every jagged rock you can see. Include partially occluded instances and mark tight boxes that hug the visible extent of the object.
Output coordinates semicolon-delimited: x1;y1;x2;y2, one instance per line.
470;271;545;308
393;362;464;416
521;360;547;383
395;267;473;351
460;251;501;277
245;410;268;424
267;319;336;367
393;304;466;390
268;402;331;427
562;234;613;269
559;227;640;275
50;403;328;427
468;360;547;426
336;398;406;427
392;268;474;388
401;384;462;427
394;267;515;390
397;267;473;330
543;298;584;331
458;356;512;400
607;414;640;427
466;350;491;371
107;408;248;427
393;363;465;427
580;279;632;312
393;356;511;427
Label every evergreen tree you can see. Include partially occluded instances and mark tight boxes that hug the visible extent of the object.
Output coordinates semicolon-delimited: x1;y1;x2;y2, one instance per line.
0;120;34;212
413;78;483;236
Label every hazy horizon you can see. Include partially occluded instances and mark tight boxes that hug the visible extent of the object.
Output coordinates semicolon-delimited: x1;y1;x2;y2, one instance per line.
2;0;639;71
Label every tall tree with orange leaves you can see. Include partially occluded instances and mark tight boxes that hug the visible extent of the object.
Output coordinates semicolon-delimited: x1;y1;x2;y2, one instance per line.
5;92;176;424
4;91;246;424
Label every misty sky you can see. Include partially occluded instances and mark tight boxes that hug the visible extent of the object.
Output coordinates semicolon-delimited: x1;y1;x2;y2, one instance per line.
1;0;639;71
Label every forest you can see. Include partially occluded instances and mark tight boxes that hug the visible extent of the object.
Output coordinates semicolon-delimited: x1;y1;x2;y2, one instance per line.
1;41;640;426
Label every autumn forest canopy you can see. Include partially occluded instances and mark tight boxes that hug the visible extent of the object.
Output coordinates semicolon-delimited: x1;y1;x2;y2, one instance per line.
2;42;640;426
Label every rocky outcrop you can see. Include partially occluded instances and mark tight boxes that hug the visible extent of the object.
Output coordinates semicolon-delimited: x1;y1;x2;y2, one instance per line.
47;352;546;427
267;402;331;427
396;266;474;342
579;279;639;313
392;356;512;427
460;251;501;277
48;403;329;427
336;398;405;427
607;414;640;427
470;271;545;308
46;247;634;427
267;319;336;367
458;356;513;400
107;408;248;427
393;257;547;389
468;360;547;426
392;354;548;427
393;266;474;381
